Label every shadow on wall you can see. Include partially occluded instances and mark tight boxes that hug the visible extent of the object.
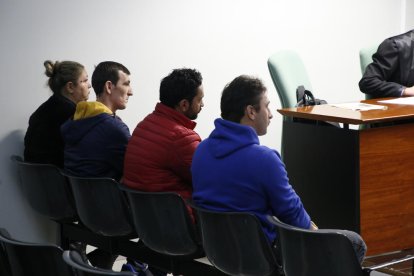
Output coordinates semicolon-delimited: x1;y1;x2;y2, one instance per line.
0;129;57;243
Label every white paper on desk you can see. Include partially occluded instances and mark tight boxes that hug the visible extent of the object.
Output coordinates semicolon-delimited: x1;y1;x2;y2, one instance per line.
377;97;414;105
329;102;387;111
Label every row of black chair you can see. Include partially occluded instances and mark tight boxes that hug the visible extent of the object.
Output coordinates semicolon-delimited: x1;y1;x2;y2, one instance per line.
9;155;219;275
0;227;135;275
9;155;414;276
190;206;414;276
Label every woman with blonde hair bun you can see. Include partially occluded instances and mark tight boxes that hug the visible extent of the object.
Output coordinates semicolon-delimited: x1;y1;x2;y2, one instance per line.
24;60;91;167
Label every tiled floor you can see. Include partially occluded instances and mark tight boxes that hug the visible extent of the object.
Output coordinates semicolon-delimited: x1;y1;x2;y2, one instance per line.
362;248;414;276
372;272;392;276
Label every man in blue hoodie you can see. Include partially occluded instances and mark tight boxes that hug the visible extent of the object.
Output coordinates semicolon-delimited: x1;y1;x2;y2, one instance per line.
191;75;366;264
61;61;132;269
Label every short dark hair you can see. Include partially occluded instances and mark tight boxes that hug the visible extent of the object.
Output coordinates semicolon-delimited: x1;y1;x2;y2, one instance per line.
92;61;130;96
221;75;266;123
159;68;203;108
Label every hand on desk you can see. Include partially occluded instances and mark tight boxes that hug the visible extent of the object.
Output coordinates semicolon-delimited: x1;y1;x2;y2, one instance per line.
402;86;414;96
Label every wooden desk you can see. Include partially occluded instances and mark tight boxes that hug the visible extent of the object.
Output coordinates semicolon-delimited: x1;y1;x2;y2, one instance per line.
279;98;414;126
278;98;414;256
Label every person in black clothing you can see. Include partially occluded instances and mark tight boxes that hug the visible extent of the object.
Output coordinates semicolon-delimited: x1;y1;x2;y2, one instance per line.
359;30;414;98
62;61;132;270
24;60;95;267
24;60;91;167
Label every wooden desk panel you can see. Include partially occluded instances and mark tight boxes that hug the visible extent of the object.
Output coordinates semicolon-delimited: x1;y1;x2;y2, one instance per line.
283;121;414;256
360;124;414;255
282;121;360;232
279;99;414;256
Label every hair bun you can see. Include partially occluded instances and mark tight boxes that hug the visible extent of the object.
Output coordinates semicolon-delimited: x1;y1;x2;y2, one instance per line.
44;60;60;77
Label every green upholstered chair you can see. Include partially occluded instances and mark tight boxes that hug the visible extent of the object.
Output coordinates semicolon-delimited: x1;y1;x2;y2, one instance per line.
359;44;379;130
359;45;378;101
267;50;313;110
267;50;314;157
359;45;378;75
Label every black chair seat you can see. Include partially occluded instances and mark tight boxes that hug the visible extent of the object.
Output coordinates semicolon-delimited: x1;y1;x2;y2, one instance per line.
267;215;414;276
119;185;203;259
63;250;136;275
65;175;135;237
11;155;77;222
190;204;280;276
0;228;75;276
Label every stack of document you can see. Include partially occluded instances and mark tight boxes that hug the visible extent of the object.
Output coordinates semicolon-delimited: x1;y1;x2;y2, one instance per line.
329;103;387;111
377;97;414;105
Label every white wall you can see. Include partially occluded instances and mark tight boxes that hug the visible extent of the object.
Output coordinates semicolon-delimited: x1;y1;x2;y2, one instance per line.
406;0;414;29
0;0;407;241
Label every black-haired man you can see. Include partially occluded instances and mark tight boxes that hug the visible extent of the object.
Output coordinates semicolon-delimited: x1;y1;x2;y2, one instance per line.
123;68;204;219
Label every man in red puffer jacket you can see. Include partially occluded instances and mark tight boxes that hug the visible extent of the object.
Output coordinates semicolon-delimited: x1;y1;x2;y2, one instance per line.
123;68;204;220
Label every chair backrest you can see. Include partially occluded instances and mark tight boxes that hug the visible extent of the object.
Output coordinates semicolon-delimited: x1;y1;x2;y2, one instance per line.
119;186;201;257
0;234;11;276
63;250;135;275
10;155;77;222
359;45;378;101
191;205;278;276
267;216;363;276
359;45;378;75
267;50;313;109
65;175;134;237
0;228;75;276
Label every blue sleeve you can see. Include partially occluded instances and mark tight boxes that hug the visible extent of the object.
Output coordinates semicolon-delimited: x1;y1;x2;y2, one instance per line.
262;149;311;229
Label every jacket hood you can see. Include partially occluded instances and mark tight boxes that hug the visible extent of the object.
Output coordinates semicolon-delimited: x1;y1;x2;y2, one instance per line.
61;102;113;146
209;118;259;158
74;101;112;120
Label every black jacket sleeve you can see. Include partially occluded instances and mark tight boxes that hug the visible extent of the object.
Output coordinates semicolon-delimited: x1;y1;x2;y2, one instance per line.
359;38;403;98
